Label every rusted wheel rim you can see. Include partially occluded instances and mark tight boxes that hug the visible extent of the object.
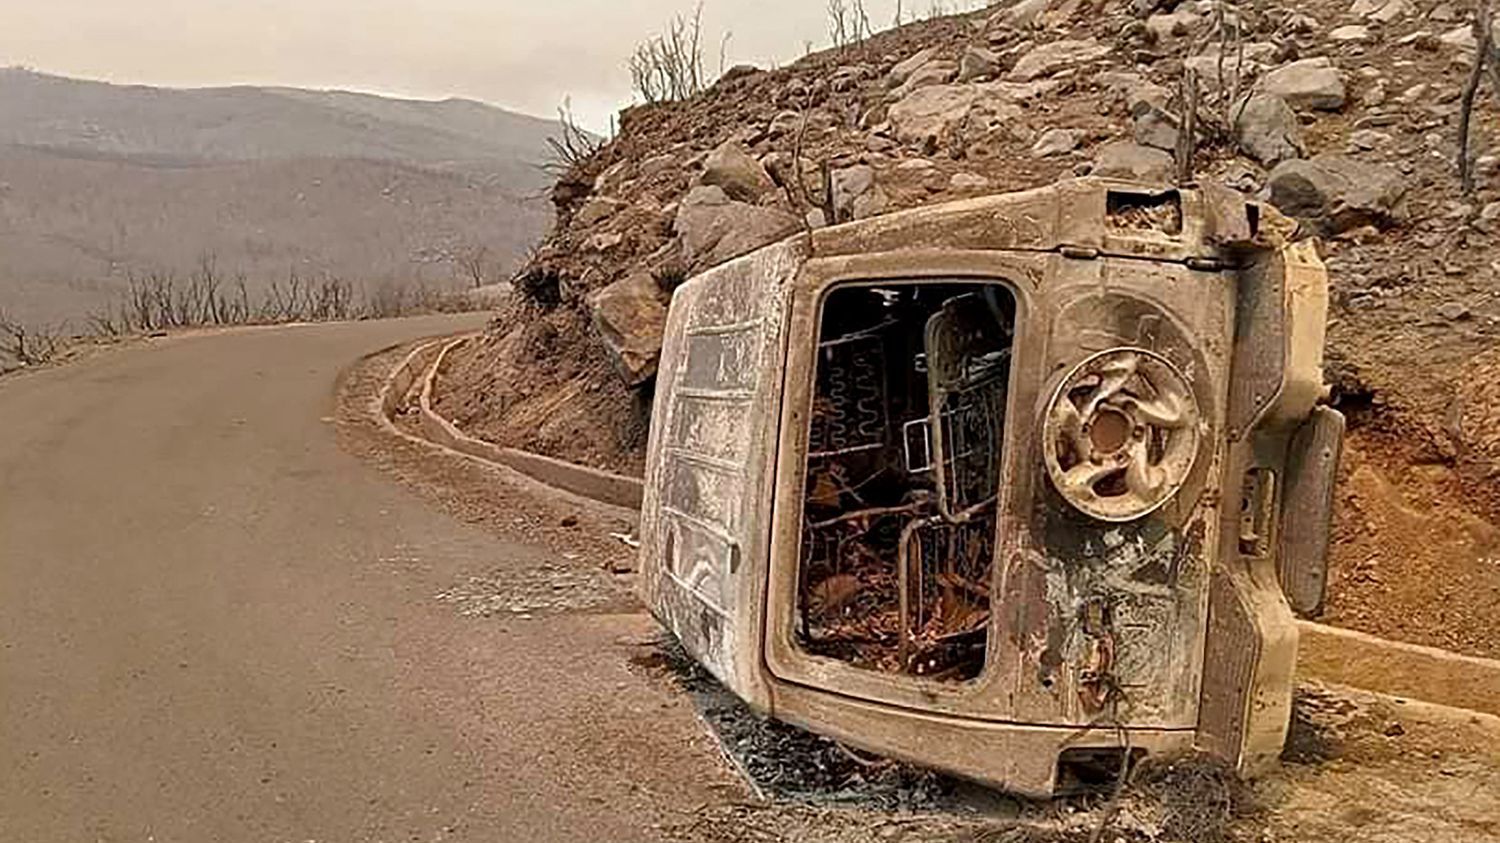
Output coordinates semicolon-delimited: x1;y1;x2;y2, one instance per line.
1043;347;1201;522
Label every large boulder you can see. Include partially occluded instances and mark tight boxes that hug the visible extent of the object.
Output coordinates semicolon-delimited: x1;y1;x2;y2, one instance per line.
700;141;775;202
1007;39;1112;82
590;272;668;386
887;60;958;101
1438;18;1500;48
675;186;800;270
1031;128;1083;157
887;82;1029;149
1267;154;1406;233
958;45;1003;83
1234;93;1305;166
887;47;939;89
1125;81;1179;152
1259;58;1347;111
1092;141;1175;182
830;164;889;222
988;0;1052;30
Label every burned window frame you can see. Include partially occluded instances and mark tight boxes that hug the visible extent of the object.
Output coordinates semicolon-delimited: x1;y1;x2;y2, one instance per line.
778;275;1027;690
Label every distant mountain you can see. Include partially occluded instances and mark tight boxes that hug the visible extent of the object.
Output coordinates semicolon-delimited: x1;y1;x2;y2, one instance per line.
0;69;565;323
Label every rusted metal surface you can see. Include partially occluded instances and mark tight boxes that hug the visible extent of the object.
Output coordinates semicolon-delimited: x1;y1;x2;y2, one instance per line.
1278;407;1346;616
639;177;1333;798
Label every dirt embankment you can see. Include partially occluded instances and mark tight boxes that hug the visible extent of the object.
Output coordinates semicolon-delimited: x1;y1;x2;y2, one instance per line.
437;0;1500;655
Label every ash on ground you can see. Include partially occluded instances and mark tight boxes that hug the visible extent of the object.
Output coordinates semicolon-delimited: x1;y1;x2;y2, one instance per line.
631;635;1262;843
436;560;633;618
633;633;1044;816
632;634;997;813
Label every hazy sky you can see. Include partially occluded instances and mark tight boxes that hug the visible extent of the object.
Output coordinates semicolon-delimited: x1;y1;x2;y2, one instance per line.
0;0;981;133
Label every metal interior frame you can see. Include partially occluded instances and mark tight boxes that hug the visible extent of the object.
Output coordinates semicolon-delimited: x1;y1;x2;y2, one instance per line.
789;276;1020;687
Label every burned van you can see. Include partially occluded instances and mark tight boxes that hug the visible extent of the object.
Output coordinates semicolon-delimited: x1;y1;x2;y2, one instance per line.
636;178;1342;797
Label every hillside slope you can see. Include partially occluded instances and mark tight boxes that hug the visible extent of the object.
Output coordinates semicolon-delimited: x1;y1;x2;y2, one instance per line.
0;69;561;323
437;0;1500;658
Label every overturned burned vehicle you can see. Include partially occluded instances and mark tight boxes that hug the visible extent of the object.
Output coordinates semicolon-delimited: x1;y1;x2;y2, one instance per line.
636;178;1342;797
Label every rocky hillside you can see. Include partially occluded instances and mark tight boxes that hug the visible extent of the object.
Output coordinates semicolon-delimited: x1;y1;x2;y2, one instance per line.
438;0;1500;655
0;69;562;323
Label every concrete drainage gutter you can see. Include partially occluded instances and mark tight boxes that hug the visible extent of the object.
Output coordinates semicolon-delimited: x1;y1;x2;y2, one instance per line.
381;334;644;512
375;335;1500;720
1297;621;1500;718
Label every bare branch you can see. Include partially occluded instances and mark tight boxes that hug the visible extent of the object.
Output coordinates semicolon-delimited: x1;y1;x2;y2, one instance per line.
1458;0;1495;195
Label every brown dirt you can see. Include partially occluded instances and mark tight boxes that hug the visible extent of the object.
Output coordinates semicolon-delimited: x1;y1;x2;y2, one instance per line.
438;0;1500;656
1323;407;1500;659
430;309;650;475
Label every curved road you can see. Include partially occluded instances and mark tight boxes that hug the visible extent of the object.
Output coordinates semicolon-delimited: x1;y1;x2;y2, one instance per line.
0;315;732;842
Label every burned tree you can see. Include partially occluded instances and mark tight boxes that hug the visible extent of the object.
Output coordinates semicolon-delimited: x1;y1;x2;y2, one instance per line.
1458;0;1499;194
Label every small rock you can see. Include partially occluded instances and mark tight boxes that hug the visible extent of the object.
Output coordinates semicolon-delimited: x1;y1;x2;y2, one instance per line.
950;172;992;190
830;65;866;93
1329;24;1373;42
1234;93;1305;166
1347;129;1392;151
1008;39;1112;82
1437;302;1472;320
1146;9;1203;41
1260;57;1347;110
1353;0;1413;21
830;164;889;222
1430;2;1460;21
768;110;803;137
1336;224;1384;244
805;208;829;229
958;45;1003;83
1476;201;1500;233
590;272;668;386
989;0;1052;30
887;47;939;89
1371;0;1415;22
638;153;678;180
576;196;625;226
586;232;625;252
887;60;958;101
1362;82;1388;108
1438;20;1500;50
1132;100;1181;152
700;141;775;202
1092;141;1175;182
1031;127;1083;157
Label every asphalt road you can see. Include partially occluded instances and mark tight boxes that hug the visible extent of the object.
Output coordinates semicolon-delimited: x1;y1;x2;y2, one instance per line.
0;315;733;842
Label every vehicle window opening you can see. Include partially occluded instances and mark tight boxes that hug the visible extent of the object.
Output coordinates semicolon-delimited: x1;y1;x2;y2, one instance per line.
796;281;1015;682
1106;189;1183;236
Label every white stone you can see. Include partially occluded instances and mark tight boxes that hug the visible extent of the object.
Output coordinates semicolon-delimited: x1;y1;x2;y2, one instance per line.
1329;25;1373;42
1007;39;1112;82
1260;57;1347;110
1031;128;1083;157
950;172;993;189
